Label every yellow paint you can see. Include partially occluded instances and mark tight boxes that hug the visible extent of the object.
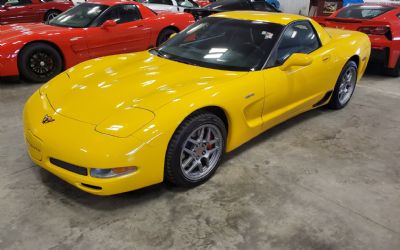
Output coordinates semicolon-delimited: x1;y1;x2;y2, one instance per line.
23;12;371;195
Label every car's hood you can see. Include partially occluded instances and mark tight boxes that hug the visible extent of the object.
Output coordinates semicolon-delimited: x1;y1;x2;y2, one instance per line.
0;23;68;44
43;51;247;125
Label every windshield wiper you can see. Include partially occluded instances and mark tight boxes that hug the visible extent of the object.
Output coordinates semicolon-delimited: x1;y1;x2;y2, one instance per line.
149;48;198;66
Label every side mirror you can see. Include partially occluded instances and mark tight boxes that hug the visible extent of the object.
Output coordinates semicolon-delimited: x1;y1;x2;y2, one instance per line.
280;53;313;71
101;20;117;29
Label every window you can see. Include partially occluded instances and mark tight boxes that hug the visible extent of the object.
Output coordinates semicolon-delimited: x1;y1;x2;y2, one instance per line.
251;0;276;12
49;4;107;28
143;0;173;5
273;21;320;66
336;5;395;20
95;4;141;26
209;0;251;11
176;0;199;8
156;17;284;71
1;0;32;6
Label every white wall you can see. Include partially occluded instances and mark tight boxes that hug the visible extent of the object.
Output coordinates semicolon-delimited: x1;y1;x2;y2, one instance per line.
279;0;311;15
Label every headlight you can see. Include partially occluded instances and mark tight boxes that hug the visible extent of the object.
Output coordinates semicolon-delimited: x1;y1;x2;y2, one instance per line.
90;167;137;178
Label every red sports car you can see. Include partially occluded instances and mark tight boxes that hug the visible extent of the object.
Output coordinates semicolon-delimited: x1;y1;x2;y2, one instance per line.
314;4;400;76
0;0;73;25
0;1;194;82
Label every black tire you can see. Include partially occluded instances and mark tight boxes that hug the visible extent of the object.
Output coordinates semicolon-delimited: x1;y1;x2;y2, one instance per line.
328;60;358;110
18;43;63;83
44;10;61;22
156;28;177;47
384;57;400;77
165;111;227;187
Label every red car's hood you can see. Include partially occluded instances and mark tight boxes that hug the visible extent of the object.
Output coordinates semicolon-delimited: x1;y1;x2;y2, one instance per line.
0;23;69;44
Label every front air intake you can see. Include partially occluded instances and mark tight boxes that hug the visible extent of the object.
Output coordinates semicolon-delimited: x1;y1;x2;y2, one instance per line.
50;158;88;176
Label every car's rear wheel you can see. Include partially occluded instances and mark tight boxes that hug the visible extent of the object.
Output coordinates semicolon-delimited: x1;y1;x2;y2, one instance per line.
328;60;358;110
384;57;400;77
156;28;177;47
44;10;61;22
165;111;226;187
18;43;63;83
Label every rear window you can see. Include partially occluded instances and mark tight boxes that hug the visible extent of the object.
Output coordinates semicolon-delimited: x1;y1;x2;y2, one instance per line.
336;5;395;19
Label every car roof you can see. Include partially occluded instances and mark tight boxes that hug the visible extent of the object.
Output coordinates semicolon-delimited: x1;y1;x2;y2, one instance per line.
211;11;309;25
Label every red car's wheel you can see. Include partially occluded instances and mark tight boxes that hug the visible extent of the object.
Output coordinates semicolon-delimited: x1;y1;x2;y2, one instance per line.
44;10;61;22
18;43;63;83
156;28;178;47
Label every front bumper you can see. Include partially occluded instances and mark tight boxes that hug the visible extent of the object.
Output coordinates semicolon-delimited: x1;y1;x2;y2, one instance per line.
0;51;19;77
24;91;165;195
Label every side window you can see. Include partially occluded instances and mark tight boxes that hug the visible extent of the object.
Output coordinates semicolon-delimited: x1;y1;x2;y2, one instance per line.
177;0;199;8
252;1;274;11
3;0;32;6
148;0;173;5
274;21;320;65
96;5;141;26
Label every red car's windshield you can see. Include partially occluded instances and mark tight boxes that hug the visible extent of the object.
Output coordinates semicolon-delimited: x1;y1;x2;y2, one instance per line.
49;3;108;28
336;5;395;19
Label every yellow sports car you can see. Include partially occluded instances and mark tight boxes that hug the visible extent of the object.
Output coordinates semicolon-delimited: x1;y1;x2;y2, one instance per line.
24;11;371;195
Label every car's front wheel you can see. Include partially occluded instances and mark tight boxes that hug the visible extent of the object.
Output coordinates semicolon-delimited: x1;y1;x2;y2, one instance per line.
18;43;63;83
156;28;177;47
328;60;358;109
165;111;226;187
44;10;61;22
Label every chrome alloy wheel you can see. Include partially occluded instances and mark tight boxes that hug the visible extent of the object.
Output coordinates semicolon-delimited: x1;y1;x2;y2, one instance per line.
46;12;58;21
338;67;356;105
180;124;223;181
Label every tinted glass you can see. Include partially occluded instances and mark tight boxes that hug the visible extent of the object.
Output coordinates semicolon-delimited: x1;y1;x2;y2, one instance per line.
274;22;320;65
177;0;199;8
49;3;108;28
1;0;32;6
141;0;173;5
252;0;275;11
154;17;283;71
96;5;141;25
336;5;395;19
206;0;251;10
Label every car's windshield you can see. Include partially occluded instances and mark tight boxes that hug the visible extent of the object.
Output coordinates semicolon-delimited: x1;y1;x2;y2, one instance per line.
154;17;283;71
336;5;395;19
49;3;108;28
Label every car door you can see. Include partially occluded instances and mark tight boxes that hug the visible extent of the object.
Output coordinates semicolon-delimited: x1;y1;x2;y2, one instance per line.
86;4;152;59
0;0;37;24
261;21;334;130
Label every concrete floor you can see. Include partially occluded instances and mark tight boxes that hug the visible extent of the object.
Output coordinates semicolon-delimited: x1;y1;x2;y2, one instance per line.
0;69;399;250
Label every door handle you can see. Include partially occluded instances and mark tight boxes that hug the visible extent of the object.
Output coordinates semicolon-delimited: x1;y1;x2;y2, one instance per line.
322;54;331;62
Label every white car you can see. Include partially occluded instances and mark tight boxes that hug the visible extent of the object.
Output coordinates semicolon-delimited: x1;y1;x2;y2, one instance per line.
138;0;199;12
71;0;86;6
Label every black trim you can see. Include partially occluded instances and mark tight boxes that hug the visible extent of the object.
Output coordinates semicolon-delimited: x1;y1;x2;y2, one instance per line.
313;90;333;107
371;47;390;67
50;158;88;176
81;183;102;190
